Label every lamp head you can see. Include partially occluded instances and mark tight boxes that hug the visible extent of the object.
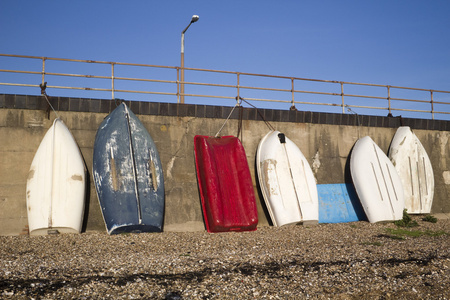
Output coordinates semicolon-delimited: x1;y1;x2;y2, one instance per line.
191;15;199;23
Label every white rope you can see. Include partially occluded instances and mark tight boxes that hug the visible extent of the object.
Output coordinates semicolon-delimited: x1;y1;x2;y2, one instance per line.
214;99;241;138
214;97;241;138
42;93;60;119
40;82;60;119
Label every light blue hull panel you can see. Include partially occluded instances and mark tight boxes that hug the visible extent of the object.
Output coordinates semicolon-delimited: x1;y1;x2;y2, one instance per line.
318;183;366;223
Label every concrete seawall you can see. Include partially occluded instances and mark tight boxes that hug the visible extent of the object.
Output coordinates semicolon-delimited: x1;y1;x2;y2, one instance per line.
1;94;449;235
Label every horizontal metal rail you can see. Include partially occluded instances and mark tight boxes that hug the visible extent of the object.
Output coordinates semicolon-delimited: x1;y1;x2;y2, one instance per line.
0;53;449;120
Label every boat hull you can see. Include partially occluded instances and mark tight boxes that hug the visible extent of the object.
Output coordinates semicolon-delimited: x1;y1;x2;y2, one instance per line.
350;136;404;223
194;135;258;233
26;119;86;235
256;131;318;226
318;183;365;223
93;103;164;234
388;126;434;214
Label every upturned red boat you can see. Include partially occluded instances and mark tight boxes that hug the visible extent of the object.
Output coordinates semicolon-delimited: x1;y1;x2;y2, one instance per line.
194;135;258;233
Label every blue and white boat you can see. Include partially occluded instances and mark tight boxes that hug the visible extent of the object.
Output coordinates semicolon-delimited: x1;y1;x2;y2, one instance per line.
93;103;164;234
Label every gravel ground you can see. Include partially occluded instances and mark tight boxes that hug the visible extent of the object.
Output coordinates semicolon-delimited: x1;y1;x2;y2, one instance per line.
0;216;449;300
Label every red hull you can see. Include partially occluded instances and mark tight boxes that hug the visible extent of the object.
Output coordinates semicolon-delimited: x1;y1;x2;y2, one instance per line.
194;135;258;233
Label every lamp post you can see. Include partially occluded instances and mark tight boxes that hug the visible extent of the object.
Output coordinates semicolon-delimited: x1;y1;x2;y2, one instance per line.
180;14;199;103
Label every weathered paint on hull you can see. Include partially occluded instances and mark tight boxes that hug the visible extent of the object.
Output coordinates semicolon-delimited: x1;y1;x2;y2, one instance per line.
26;118;86;235
194;135;258;233
93;103;164;234
256;131;318;227
389;126;434;214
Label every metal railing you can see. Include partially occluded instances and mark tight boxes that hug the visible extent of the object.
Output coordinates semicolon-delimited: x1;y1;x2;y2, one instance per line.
1;53;449;120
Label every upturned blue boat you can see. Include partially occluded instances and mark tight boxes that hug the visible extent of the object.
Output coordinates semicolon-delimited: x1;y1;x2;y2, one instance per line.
93;103;164;234
318;183;366;223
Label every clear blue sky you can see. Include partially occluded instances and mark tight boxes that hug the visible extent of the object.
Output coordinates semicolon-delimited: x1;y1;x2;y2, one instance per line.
1;1;449;117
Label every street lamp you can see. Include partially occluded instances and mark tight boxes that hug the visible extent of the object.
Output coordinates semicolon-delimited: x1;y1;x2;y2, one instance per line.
180;15;199;103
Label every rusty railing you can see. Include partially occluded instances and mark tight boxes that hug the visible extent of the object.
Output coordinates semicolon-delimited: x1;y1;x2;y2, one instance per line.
0;53;449;120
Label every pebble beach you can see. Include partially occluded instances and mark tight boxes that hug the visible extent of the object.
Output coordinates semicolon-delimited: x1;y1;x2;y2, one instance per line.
0;215;449;299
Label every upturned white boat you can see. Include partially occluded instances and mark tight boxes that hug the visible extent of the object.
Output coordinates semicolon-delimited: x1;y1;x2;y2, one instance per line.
388;126;434;214
26;118;86;235
256;130;318;226
350;136;404;223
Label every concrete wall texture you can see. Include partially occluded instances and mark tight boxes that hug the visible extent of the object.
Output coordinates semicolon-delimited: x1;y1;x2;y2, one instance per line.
1;94;449;235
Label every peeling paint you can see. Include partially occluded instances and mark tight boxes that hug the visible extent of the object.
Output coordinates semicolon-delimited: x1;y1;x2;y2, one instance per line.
399;136;407;146
71;174;83;181
262;159;279;196
312;151;320;174
110;157;119;191
150;158;158;190
166;156;176;180
27;169;35;180
443;171;450;185
439;132;449;159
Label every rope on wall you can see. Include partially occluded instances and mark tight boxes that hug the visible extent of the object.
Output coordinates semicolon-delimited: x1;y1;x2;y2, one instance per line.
40;82;60;120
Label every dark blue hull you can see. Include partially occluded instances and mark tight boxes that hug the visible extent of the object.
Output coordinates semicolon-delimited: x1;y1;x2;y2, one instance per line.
93;103;164;234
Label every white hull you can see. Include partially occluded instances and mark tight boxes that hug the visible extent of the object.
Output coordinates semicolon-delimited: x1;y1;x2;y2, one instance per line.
26;119;86;235
388;126;434;214
257;131;318;226
350;136;404;223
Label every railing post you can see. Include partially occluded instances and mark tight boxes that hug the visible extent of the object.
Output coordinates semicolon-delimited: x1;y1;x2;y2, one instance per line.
430;90;434;120
180;54;185;103
387;85;391;116
41;57;46;85
111;63;115;100
291;78;295;109
341;82;345;114
177;67;180;103
237;72;240;101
